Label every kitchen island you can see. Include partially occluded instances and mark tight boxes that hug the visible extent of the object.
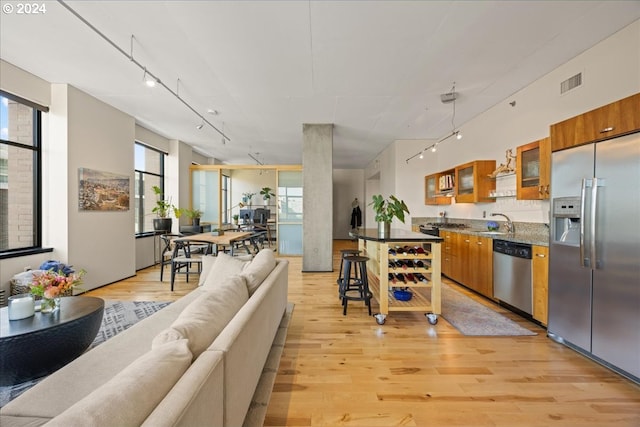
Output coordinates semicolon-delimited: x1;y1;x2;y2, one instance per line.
350;228;443;325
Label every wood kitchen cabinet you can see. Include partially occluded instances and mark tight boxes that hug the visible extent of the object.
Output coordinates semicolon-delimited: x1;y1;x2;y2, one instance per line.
424;172;453;205
454;160;496;203
442;231;493;299
516;137;550;200
532;245;549;325
551;92;640;152
459;235;493;298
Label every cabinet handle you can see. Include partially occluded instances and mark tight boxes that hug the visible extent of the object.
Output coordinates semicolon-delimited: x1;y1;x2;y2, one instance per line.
536;253;546;258
538;185;543;194
464;239;470;243
600;126;615;133
477;242;482;245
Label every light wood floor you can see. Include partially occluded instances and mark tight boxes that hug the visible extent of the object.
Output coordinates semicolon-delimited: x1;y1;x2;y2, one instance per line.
86;240;640;427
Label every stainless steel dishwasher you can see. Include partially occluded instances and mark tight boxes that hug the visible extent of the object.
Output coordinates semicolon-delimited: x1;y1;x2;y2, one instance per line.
493;239;533;315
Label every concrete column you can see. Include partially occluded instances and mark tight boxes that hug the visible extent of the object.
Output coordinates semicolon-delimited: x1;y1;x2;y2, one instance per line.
302;124;333;271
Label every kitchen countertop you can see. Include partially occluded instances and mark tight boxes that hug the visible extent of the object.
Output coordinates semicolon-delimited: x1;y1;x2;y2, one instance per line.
444;228;549;246
350;228;444;243
413;217;550;246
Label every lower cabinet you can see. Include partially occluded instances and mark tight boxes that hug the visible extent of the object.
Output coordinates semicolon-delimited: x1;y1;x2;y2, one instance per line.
532;245;549;325
442;231;493;299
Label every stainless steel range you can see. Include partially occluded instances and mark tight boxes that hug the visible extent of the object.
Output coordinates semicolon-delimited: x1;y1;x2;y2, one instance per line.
419;223;468;237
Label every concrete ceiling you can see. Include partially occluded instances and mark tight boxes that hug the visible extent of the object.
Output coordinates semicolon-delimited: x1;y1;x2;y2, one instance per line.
1;1;639;168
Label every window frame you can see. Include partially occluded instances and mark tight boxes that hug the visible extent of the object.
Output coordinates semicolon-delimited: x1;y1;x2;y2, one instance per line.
0;90;48;258
134;142;166;236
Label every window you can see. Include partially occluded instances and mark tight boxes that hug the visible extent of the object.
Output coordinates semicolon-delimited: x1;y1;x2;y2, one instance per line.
134;142;165;234
0;91;45;254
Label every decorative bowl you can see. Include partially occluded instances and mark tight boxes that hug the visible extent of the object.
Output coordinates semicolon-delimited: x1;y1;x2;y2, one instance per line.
393;289;413;301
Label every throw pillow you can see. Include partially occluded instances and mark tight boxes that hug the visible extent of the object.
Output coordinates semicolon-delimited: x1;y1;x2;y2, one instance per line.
197;255;217;286
153;275;249;358
201;252;248;290
46;339;192;427
241;248;276;295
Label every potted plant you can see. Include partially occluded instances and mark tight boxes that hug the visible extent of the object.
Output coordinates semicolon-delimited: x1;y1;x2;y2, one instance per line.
185;208;203;227
233;214;240;225
242;192;255;207
370;194;410;238
151;185;174;233
260;187;275;206
210;228;224;236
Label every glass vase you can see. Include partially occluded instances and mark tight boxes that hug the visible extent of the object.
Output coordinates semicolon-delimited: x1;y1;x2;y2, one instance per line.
41;296;61;313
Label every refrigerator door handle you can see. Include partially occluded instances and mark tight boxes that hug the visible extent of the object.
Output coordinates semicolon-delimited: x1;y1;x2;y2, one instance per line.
591;178;604;269
580;178;592;268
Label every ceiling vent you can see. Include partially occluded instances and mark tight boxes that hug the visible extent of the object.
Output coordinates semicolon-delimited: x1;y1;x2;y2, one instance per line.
561;72;582;94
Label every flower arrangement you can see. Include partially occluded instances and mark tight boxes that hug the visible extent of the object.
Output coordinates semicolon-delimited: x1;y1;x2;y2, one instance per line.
487;221;499;231
30;262;85;312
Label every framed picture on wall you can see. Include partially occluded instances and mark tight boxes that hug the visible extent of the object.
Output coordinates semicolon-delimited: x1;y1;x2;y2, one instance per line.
78;168;130;211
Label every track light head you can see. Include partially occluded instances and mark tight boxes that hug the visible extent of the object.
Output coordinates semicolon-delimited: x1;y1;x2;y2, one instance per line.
456;131;462;140
143;68;157;87
431;145;437;153
419;151;424;159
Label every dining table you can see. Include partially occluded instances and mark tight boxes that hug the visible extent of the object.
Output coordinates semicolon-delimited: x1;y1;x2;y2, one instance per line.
173;231;253;256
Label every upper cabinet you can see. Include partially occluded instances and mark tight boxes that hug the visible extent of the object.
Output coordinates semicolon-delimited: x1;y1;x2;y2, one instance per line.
516;137;550;200
551;93;640;152
424;169;454;205
455;160;496;203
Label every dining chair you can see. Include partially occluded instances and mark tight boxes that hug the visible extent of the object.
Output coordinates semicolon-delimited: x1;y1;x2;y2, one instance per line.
170;240;204;291
159;233;184;282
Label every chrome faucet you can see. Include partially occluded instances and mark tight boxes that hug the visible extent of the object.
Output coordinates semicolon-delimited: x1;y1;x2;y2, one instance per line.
491;213;515;234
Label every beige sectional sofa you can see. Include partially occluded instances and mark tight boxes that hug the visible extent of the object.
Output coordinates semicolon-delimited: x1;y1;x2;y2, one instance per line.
0;249;289;427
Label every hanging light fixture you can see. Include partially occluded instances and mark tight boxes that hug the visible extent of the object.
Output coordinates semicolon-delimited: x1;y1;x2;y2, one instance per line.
405;82;464;163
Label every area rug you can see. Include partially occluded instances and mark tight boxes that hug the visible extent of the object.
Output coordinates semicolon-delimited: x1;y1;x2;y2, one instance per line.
440;282;536;336
0;300;171;408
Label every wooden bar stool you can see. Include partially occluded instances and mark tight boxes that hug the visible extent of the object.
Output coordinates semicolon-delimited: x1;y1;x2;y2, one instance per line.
339;255;372;316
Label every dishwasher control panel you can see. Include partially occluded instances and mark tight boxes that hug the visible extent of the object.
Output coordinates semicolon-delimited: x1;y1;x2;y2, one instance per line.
493;239;532;259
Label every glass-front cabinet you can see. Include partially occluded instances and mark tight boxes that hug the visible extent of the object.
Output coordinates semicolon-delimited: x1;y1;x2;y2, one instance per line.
516;137;550;200
424;171;454;205
454;160;496;203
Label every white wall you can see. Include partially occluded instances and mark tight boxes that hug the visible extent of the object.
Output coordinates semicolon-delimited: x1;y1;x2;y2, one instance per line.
368;19;640;229
333;169;365;239
63;84;137;291
230;169;277;209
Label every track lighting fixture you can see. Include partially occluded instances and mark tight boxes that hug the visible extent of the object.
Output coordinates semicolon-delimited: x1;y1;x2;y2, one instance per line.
143;68;157;88
57;2;230;143
405;82;463;163
196;119;204;130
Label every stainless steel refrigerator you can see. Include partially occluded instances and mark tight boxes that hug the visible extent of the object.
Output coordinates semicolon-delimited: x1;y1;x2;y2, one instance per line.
548;131;640;382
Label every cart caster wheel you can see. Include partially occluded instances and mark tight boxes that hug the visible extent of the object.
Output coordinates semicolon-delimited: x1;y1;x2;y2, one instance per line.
374;313;387;325
425;313;438;325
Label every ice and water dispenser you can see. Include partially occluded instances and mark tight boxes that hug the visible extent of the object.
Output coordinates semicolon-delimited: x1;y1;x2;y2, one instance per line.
552;197;581;245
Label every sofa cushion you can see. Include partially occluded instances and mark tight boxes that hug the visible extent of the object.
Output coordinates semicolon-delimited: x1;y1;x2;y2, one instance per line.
201;253;247;290
153;275;249;357
45;339;192;427
241;249;276;295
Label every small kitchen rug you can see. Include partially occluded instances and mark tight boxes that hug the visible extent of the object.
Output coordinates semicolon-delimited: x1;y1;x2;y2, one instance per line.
440;282;536;336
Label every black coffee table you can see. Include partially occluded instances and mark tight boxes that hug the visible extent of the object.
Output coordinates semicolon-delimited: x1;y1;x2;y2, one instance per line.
0;296;104;386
